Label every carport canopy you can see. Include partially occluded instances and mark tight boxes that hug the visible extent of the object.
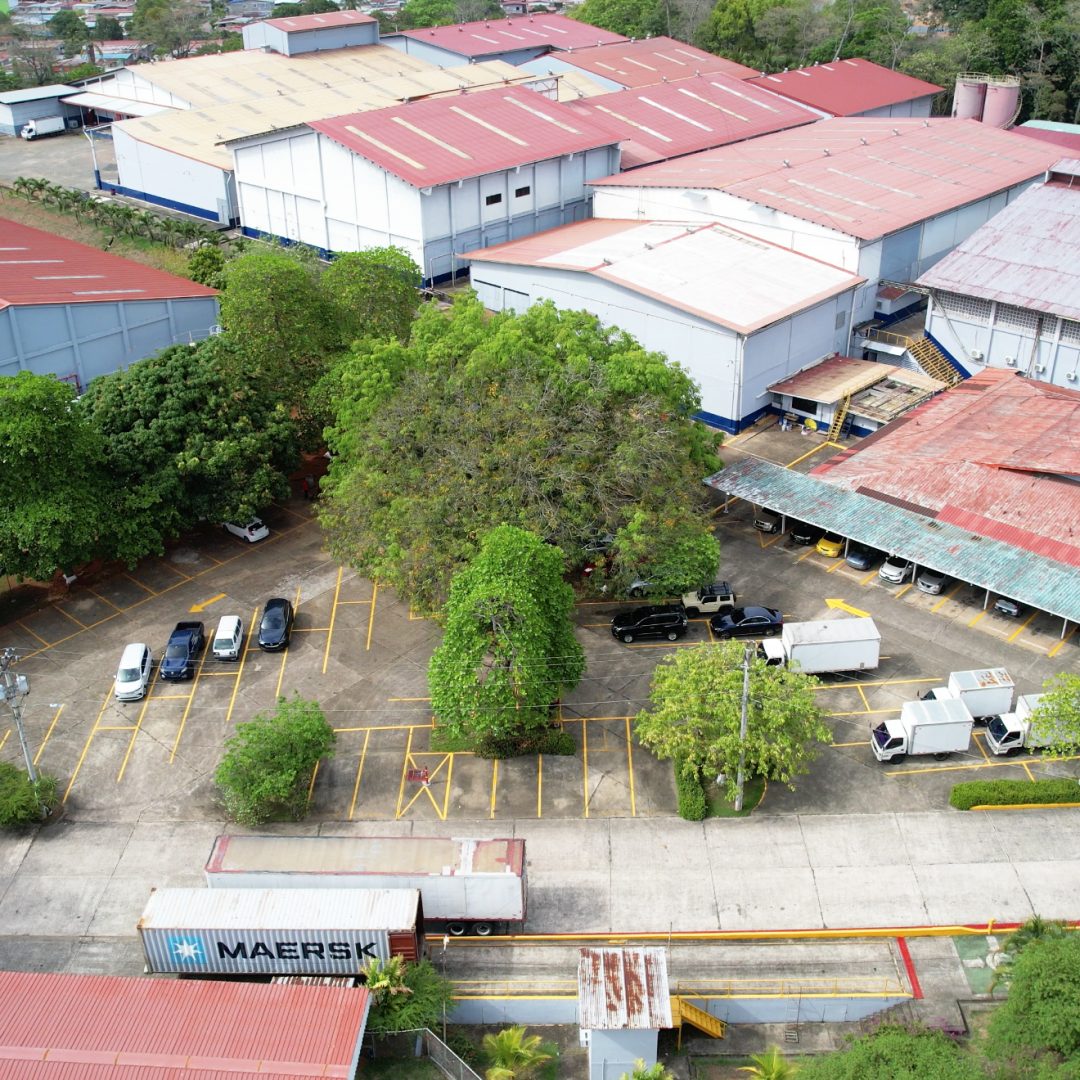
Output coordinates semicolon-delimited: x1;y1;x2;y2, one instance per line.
706;457;1080;630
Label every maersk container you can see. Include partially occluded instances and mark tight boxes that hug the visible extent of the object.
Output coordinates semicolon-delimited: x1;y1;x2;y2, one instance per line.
205;834;526;936
138;887;423;976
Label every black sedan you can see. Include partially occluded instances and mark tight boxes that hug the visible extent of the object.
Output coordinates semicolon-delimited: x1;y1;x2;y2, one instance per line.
845;545;881;571
790;522;823;546
258;597;294;651
709;606;783;639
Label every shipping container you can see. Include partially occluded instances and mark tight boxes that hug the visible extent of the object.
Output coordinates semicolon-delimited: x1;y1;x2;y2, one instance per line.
138;887;423;976
205;834;526;935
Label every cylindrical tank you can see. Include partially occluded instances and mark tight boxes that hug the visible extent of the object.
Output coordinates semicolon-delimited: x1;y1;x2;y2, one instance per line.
983;78;1021;127
952;75;987;120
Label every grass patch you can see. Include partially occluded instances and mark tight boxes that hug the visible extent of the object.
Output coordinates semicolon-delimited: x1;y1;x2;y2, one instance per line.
362;1057;443;1079
705;775;765;817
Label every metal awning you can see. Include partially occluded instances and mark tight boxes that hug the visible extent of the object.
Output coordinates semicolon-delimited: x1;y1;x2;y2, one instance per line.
706;457;1080;626
61;93;169;118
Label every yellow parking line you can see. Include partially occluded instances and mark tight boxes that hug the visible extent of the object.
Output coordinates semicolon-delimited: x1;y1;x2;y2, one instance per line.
932;583;963;613
292;626;330;632
348;728;372;820
307;760;320;804
87;588;122;612
395;727;413;817
224;607;258;726
968;609;989;628
1022;760;1035;782
117;670;161;783
972;730;991;763
273;585;302;700
885;754;1055;778
860;569;878;586
625;717;636;817
831;708;901;717
833;739;870;747
786;444;827;468
169;652;209;763
123;573;157;595
582;716;590;818
489;759;498;819
442;755;453;819
33;705;63;766
895;583;913;599
856;685;870;711
17;620;50;648
826;559;846;573
537;753;543;818
336;600;373;605
797;547;817;563
388;696;432;702
366;581;378;651
711;496;739;515
323;566;343;675
816;677;939;690
1048;626;1076;658
1007;609;1038;643
0;730;9;751
759;532;784;549
55;606;88;630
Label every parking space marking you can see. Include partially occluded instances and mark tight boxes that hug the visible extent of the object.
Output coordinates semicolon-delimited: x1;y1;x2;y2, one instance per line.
307;761;320;804
347;728;372;820
830;708;900;717
1021;760;1035;782
833;739;869;748
399;751;455;819
856;685;871;712
0;729;9;752
931;584;963;613
1006;609;1038;643
860;569;878;586
224;607;259;725
54;606;88;630
366;582;378;651
537;754;543;817
33;704;63;766
1048;626;1076;658
273;584;303;699
895;583;914;599
797;547;817;563
117;666;164;782
582;712;589;818
169;652;212;763
826;559;846;573
490;759;498;819
323;567;344;675
156;561;193;583
815;677;939;691
785;444;830;469
886;751;1080;778
17;620;51;648
122;572;156;597
626;717;636;817
972;731;992;763
64;689;121;802
86;587;123;612
759;531;785;549
968;609;989;628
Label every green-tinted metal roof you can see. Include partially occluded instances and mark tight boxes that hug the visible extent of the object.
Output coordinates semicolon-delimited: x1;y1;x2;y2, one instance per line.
705;457;1080;625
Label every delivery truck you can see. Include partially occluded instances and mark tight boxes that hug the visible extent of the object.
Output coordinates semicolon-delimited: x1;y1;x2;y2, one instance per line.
138;886;423;976
205;834;526;936
871;697;974;763
760;617;880;674
919;668;1014;721
20;116;66;140
984;694;1065;755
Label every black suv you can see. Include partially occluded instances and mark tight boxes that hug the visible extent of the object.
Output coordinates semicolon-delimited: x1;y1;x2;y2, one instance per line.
258;597;294;651
611;604;689;644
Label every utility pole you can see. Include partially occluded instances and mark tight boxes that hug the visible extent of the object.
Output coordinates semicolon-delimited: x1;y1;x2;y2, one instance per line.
0;648;36;786
734;642;753;812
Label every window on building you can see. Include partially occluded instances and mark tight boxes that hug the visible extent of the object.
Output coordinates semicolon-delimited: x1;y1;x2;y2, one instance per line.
791;397;818;415
1062;320;1080;345
835;310;847;330
938;292;991;323
994;304;1040;332
514;185;531;198
485;193;503;207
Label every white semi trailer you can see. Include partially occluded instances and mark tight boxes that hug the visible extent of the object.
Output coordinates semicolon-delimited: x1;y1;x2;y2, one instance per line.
760;617;880;674
920;669;1015;720
871;697;974;763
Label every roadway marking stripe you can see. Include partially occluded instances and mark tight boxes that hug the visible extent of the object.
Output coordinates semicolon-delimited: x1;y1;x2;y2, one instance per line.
395;728;413;818
895;938;923;999
1006;608;1038;643
0;730;9;751
323;566;343;676
169;651;210;763
490;759;498;819
625;716;636;817
895;583;914;599
33;705;63;766
307;760;320;804
54;606;88;630
582;712;589;819
17;620;51;648
1048;626;1076;658
348;728;372;820
117;666;161;783
366;581;378;651
931;583;963;613
223;606;259;728
968;609;989;628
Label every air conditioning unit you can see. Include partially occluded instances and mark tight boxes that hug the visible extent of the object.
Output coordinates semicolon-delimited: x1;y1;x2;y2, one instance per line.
969;349;984;361
1066;371;1078;382
1003;356;1017;366
1035;364;1047;373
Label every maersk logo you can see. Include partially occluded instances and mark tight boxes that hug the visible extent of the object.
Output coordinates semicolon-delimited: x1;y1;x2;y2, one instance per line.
216;939;379;961
167;935;206;963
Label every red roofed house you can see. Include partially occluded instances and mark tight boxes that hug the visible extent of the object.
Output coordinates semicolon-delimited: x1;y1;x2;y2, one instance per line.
0;219;219;390
748;58;943;118
0;970;370;1080
241;9;379;55
230;86;622;281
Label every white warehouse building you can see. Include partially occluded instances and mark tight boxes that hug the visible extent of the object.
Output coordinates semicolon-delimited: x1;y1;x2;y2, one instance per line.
467;218;864;430
230;87;622;281
917;159;1080;387
591;119;1064;342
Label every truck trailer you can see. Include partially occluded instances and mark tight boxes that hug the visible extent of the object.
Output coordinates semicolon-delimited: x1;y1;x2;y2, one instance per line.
920;668;1014;720
760;617;880;674
205;835;526;936
871;697;974;763
138;886;423;976
20;116;67;140
984;694;1064;755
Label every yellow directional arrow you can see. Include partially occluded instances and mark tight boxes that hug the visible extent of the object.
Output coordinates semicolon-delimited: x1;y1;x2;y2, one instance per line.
825;598;871;618
189;593;226;614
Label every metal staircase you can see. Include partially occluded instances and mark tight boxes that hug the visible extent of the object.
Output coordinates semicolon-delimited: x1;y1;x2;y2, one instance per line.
905;336;963;387
827;393;851;440
671;996;727;1047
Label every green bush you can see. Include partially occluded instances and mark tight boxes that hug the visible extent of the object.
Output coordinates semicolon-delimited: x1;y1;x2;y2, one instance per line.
214;694;335;825
950;778;1080;810
675;760;707;821
0;763;58;826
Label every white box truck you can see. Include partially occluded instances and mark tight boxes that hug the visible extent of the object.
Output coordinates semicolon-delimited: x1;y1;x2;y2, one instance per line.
871;697;974;763
20;116;66;140
760;617;880;674
205;834;526;936
920;668;1015;720
984;694;1066;755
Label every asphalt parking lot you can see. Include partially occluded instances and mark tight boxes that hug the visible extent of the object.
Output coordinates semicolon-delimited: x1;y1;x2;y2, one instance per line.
1;426;1076;826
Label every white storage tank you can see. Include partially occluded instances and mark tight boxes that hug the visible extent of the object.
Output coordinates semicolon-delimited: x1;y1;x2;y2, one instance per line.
952;75;987;120
983;77;1021;128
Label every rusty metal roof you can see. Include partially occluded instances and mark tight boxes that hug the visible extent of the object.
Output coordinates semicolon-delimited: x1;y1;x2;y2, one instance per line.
705;452;1080;624
578;947;672;1030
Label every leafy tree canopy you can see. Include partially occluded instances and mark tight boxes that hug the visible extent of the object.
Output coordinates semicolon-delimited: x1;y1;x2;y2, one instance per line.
1030;673;1080;756
92;16;126;39
319;294;722;612
610;507;720;597
65;62;106;81
571;0;672;39
796;1025;987;1079
394;0;502;27
428;525;584;754
49;10;89;45
635;640;829;800
0;372;110;580
79;339;299;564
322;246;422;346
131;0;206;57
362;957;454;1035
481;1026;554;1080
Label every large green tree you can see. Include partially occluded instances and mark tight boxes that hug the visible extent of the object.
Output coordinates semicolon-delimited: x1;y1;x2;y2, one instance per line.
428;525;584;755
796;1026;986;1079
0;372;110;580
319;294;722;612
635;640;829;801
321;246;422;346
1029;673;1080;756
571;0;673;38
131;0;206;57
79;339;299;564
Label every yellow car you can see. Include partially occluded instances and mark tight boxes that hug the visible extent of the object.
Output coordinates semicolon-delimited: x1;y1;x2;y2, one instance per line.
816;532;844;558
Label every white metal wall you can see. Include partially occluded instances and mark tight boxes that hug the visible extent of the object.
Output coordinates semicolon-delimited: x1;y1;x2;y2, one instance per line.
107;69;193;110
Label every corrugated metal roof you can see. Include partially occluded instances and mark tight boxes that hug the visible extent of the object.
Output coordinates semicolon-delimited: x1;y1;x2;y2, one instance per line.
747;59;942;116
0;970;369;1079
1014;121;1080;155
207;834;526;877
263;9;375;30
563;72;819;169
309;87;619;187
593;118;1062;240
140;886;420;930
62;91;169;117
467;219;863;334
916;174;1080;320
398;14;626;57
534;36;759;86
0;218;217;307
768;354;942;405
578;948;672;1030
0;83;73;104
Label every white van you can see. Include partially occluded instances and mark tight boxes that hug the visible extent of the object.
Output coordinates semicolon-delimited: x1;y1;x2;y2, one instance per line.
212;615;244;660
115;642;153;700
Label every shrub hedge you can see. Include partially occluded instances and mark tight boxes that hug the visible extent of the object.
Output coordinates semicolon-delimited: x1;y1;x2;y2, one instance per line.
675;760;707;821
950;778;1080;810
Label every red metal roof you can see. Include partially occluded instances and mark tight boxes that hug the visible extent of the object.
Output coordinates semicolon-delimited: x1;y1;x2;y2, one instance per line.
263;10;375;30
0;971;370;1080
399;14;625;58
748;59;942;116
310;87;620;188
578;947;672;1030
1013;124;1080;154
538;35;758;86
0;219;217;309
594;118;1063;240
564;72;818;168
812;369;1080;566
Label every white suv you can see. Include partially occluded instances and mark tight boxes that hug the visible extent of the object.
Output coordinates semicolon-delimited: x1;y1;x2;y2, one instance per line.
115;643;153;701
223;518;269;542
878;555;914;584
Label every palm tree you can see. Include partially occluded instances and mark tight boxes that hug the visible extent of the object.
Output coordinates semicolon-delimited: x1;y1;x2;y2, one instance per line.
739;1046;799;1079
989;915;1070;994
620;1061;673;1080
481;1026;553;1080
360;955;413;1007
